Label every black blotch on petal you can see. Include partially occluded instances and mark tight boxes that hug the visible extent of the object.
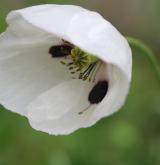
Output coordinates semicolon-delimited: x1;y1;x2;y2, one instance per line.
88;80;108;104
49;44;73;58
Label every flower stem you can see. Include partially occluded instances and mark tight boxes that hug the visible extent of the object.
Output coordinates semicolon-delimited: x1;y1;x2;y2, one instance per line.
126;37;160;83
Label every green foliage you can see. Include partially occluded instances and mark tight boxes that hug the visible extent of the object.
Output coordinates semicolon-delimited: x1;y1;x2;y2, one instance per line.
27;0;73;5
0;1;160;165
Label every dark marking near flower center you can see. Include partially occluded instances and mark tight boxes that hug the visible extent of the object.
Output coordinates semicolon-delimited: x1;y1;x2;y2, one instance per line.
49;44;73;58
88;80;108;104
78;80;108;115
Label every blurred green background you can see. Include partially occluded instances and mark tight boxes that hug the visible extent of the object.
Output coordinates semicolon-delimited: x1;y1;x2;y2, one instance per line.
0;0;160;165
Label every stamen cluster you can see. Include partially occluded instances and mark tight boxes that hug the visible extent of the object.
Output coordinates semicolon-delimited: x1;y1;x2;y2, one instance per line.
60;47;101;82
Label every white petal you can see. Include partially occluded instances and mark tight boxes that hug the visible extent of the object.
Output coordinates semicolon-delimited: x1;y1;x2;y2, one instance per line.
94;64;130;119
28;79;97;135
66;10;132;81
28;79;92;121
0;13;71;116
7;4;85;39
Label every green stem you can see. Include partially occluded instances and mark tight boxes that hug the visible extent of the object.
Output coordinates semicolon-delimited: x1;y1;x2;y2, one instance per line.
126;37;160;83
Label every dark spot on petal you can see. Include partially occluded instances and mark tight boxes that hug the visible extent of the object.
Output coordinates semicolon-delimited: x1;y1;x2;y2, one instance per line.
88;80;108;104
49;44;73;58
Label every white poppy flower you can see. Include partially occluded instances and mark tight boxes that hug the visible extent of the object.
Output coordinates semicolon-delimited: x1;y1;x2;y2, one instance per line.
0;4;132;135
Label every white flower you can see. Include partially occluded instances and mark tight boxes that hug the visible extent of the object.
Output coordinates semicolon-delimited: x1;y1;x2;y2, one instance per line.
0;4;132;135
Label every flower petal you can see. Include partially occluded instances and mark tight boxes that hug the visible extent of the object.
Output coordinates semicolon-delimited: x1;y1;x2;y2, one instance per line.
66;10;132;81
94;64;130;119
27;79;92;121
6;4;85;39
0;13;71;116
27;79;97;135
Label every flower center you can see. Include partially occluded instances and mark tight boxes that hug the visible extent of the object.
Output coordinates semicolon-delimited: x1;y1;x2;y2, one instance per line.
49;41;102;82
60;47;101;82
49;41;108;115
